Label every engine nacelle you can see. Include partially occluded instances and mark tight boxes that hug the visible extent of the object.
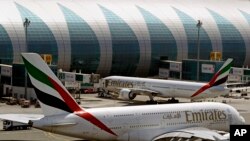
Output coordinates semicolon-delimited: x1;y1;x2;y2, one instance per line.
119;88;136;100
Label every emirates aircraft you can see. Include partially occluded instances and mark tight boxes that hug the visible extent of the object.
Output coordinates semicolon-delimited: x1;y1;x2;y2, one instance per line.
0;53;245;141
99;59;233;103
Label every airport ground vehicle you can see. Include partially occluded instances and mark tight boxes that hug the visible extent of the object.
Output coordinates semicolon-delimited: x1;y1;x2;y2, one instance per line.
34;101;40;108
82;88;94;94
6;98;17;105
21;100;30;108
3;120;31;130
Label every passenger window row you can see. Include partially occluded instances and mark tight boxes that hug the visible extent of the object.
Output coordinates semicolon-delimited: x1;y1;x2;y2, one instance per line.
142;111;182;115
114;114;134;117
130;124;158;128
110;126;122;129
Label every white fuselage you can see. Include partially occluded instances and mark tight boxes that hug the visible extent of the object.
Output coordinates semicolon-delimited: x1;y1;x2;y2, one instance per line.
33;102;244;141
103;76;229;100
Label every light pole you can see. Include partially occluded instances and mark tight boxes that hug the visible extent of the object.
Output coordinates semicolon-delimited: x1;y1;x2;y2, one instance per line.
196;20;202;81
23;18;30;99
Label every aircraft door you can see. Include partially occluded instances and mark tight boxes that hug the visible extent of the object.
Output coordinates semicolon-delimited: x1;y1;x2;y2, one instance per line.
103;111;113;125
227;108;233;123
225;108;233;130
227;108;241;125
133;113;144;141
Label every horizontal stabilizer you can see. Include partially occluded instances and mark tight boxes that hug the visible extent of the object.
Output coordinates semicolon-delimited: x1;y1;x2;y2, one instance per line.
0;114;44;124
50;122;77;127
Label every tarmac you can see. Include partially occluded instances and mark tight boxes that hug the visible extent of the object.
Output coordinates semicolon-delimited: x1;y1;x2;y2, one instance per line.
0;93;250;141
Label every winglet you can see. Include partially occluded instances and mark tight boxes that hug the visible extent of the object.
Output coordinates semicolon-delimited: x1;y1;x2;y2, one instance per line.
191;58;233;98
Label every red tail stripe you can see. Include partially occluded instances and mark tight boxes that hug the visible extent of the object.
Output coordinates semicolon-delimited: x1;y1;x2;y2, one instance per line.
191;69;222;98
48;77;82;112
191;83;211;97
208;70;221;86
48;77;117;136
77;112;117;136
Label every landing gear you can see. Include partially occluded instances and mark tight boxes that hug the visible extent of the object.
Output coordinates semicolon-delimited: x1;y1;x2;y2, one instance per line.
98;91;104;97
146;94;158;104
97;89;112;98
97;88;107;98
167;98;179;103
146;100;158;104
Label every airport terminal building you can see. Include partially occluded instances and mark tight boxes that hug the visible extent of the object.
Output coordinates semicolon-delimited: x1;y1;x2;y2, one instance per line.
0;0;250;76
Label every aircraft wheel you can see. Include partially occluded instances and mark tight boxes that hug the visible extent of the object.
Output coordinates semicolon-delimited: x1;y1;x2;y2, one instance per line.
146;100;157;104
170;98;179;103
98;92;104;97
174;99;179;103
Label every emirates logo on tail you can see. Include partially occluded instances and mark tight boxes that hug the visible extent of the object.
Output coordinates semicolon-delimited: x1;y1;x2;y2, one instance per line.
22;53;117;136
191;58;233;98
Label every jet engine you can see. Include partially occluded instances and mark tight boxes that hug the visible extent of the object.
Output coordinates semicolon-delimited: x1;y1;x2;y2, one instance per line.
119;88;136;100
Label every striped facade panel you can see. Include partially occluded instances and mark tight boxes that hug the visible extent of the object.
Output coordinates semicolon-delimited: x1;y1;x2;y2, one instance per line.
0;0;249;77
0;24;13;64
15;3;58;64
59;4;100;74
173;8;212;60
208;9;246;66
99;5;140;76
137;6;177;76
239;10;250;65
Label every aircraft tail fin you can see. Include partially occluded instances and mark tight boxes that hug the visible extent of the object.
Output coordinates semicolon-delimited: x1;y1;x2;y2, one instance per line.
208;58;233;87
191;58;233;98
21;53;83;116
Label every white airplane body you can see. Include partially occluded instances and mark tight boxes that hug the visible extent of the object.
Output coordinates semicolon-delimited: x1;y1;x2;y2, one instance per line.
33;103;243;141
227;83;250;94
100;59;233;102
103;76;225;99
0;53;244;141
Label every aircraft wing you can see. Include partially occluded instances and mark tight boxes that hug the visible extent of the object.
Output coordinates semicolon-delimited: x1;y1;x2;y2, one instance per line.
152;127;229;141
107;87;160;98
107;87;159;95
129;88;159;96
0;114;44;124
